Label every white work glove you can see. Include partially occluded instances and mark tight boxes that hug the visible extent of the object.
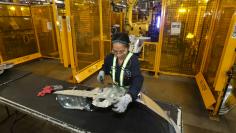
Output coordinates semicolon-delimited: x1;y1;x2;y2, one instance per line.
97;70;105;83
112;94;132;113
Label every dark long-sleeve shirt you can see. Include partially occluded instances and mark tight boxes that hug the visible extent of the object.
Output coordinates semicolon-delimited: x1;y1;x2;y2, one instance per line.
102;53;144;100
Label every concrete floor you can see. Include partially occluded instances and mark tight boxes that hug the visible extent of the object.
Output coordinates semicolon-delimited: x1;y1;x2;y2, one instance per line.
0;58;235;133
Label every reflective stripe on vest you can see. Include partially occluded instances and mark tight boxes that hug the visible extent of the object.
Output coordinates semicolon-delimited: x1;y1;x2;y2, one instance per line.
112;52;133;87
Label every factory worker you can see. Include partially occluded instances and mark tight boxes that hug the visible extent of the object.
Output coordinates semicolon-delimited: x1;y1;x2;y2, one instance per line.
97;32;144;113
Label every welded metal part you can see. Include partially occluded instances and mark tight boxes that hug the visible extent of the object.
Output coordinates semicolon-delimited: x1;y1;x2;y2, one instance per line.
92;86;126;108
56;95;93;111
54;86;127;109
129;35;150;53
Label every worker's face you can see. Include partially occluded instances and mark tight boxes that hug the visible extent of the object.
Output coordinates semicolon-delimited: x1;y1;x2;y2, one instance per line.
112;43;128;60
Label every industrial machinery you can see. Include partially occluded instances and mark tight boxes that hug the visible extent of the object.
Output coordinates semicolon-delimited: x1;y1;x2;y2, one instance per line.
112;0;161;39
111;0;161;63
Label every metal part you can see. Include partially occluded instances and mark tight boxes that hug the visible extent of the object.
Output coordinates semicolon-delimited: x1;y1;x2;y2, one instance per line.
56;95;92;111
129;35;150;54
219;65;236;115
54;86;127;109
0;63;14;75
54;86;181;133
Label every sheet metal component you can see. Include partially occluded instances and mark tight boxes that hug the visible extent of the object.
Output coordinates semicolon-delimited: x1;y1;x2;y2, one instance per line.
55;86;127;109
92;87;126;108
129;36;157;71
129;35;150;54
56;95;92;111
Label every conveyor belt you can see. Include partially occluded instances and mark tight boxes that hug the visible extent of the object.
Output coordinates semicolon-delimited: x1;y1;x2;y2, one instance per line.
0;69;31;87
0;69;181;133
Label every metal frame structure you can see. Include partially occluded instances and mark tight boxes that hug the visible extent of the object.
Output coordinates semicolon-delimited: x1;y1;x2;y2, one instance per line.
51;0;63;62
152;0;236;117
0;2;42;65
59;16;71;68
155;0;166;77
64;0;105;83
195;0;236;116
0;1;68;66
211;12;236;116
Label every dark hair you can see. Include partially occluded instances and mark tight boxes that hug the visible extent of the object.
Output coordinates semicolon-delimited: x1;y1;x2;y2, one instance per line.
112;32;130;47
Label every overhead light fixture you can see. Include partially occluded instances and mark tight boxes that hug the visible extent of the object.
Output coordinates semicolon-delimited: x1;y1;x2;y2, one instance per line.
178;4;187;13
10;6;16;11
186;33;194;39
178;8;186;13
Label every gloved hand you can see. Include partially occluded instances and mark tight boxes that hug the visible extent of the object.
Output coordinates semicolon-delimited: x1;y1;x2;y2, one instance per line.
112;94;132;113
97;70;105;83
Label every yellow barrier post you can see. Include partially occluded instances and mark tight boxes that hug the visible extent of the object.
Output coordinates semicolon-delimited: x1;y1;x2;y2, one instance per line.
155;0;166;77
64;0;76;76
51;0;63;63
212;13;236;116
99;0;104;60
200;0;221;73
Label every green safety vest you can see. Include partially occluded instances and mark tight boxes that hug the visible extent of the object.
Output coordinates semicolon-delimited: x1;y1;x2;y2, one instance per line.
112;52;133;88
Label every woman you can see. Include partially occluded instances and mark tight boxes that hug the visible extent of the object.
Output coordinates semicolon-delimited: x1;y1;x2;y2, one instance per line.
97;32;144;113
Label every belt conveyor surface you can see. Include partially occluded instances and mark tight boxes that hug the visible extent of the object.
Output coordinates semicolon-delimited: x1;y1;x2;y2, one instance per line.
0;69;181;133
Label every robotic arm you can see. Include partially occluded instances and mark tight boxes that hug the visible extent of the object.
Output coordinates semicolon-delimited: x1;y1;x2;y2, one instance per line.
126;0;138;29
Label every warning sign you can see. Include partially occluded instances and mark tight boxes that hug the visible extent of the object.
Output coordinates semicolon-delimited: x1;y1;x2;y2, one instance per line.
171;22;181;35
